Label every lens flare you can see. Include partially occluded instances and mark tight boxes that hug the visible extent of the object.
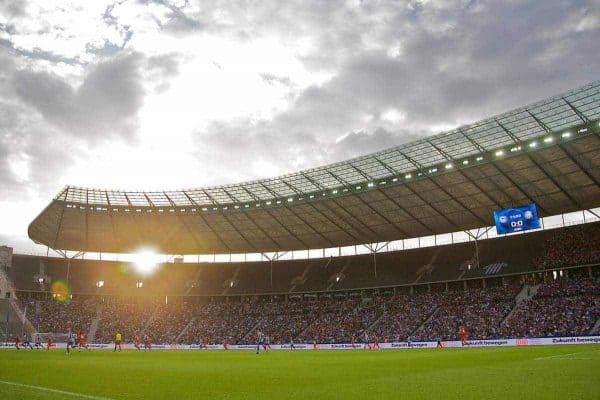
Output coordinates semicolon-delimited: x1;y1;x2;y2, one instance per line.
51;280;72;303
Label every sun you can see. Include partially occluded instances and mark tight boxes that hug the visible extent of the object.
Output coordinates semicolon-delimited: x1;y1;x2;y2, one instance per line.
132;249;161;275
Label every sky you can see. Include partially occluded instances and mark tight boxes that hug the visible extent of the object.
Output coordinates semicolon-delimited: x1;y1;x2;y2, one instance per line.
0;0;599;254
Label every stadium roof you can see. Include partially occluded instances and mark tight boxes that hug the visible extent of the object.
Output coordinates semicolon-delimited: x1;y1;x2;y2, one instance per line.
29;81;600;255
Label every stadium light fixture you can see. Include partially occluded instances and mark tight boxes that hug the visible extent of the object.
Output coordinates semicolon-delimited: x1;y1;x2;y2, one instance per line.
561;132;571;138
367;182;374;187
404;174;412;179
132;249;161;276
96;280;104;288
495;150;504;157
543;136;553;143
136;281;143;288
529;141;538;148
445;163;453;170
332;190;338;194
462;160;469;165
476;156;484;161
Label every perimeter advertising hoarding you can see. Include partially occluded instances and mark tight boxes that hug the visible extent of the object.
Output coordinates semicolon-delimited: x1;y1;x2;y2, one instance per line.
493;203;540;235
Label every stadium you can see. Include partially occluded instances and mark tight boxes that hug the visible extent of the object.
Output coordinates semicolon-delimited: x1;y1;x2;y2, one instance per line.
1;3;599;399
1;80;599;399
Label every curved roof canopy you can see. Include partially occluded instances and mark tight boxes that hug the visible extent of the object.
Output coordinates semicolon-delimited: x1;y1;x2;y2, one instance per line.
29;81;600;254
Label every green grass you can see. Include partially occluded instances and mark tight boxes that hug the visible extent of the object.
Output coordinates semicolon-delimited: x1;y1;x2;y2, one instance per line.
1;345;599;399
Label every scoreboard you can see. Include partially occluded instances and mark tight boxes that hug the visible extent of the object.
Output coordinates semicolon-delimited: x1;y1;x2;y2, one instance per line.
493;203;540;235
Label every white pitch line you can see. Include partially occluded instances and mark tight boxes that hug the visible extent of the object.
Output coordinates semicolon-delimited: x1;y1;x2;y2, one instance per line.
534;350;600;361
0;380;114;400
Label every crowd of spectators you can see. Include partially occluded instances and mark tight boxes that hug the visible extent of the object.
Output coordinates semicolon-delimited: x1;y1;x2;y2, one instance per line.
14;272;599;344
500;274;600;337
533;224;600;270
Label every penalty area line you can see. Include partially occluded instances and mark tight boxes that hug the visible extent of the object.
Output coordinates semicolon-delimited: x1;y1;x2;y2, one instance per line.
0;380;114;400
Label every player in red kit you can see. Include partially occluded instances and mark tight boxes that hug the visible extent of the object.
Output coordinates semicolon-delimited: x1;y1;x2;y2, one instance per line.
78;331;90;351
459;326;468;346
134;335;141;350
14;335;20;350
373;335;380;350
202;336;209;349
47;336;54;350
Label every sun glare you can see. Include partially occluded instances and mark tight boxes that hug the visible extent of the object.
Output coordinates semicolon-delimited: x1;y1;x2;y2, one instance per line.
132;249;160;275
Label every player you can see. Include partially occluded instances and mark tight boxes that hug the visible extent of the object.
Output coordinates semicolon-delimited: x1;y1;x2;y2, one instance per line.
265;334;271;350
373;335;380;350
66;330;76;354
256;331;266;354
47;335;54;350
143;334;151;351
289;338;296;350
22;333;34;349
459;326;468;347
351;335;356;349
114;331;122;352
14;335;20;350
363;333;371;350
78;331;90;352
223;338;229;350
34;334;43;349
202;336;209;350
133;334;141;350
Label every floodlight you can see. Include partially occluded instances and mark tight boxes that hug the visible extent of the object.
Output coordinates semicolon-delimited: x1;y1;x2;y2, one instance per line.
543;136;553;143
96;280;104;288
445;163;453;169
136;281;143;288
561;132;571;138
529;141;538;148
495;150;504;157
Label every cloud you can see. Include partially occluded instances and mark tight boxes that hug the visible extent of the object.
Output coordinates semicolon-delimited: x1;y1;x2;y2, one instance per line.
12;52;145;143
0;0;28;18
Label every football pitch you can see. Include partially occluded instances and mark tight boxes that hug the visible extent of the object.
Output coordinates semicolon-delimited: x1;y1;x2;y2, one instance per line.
1;345;599;399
